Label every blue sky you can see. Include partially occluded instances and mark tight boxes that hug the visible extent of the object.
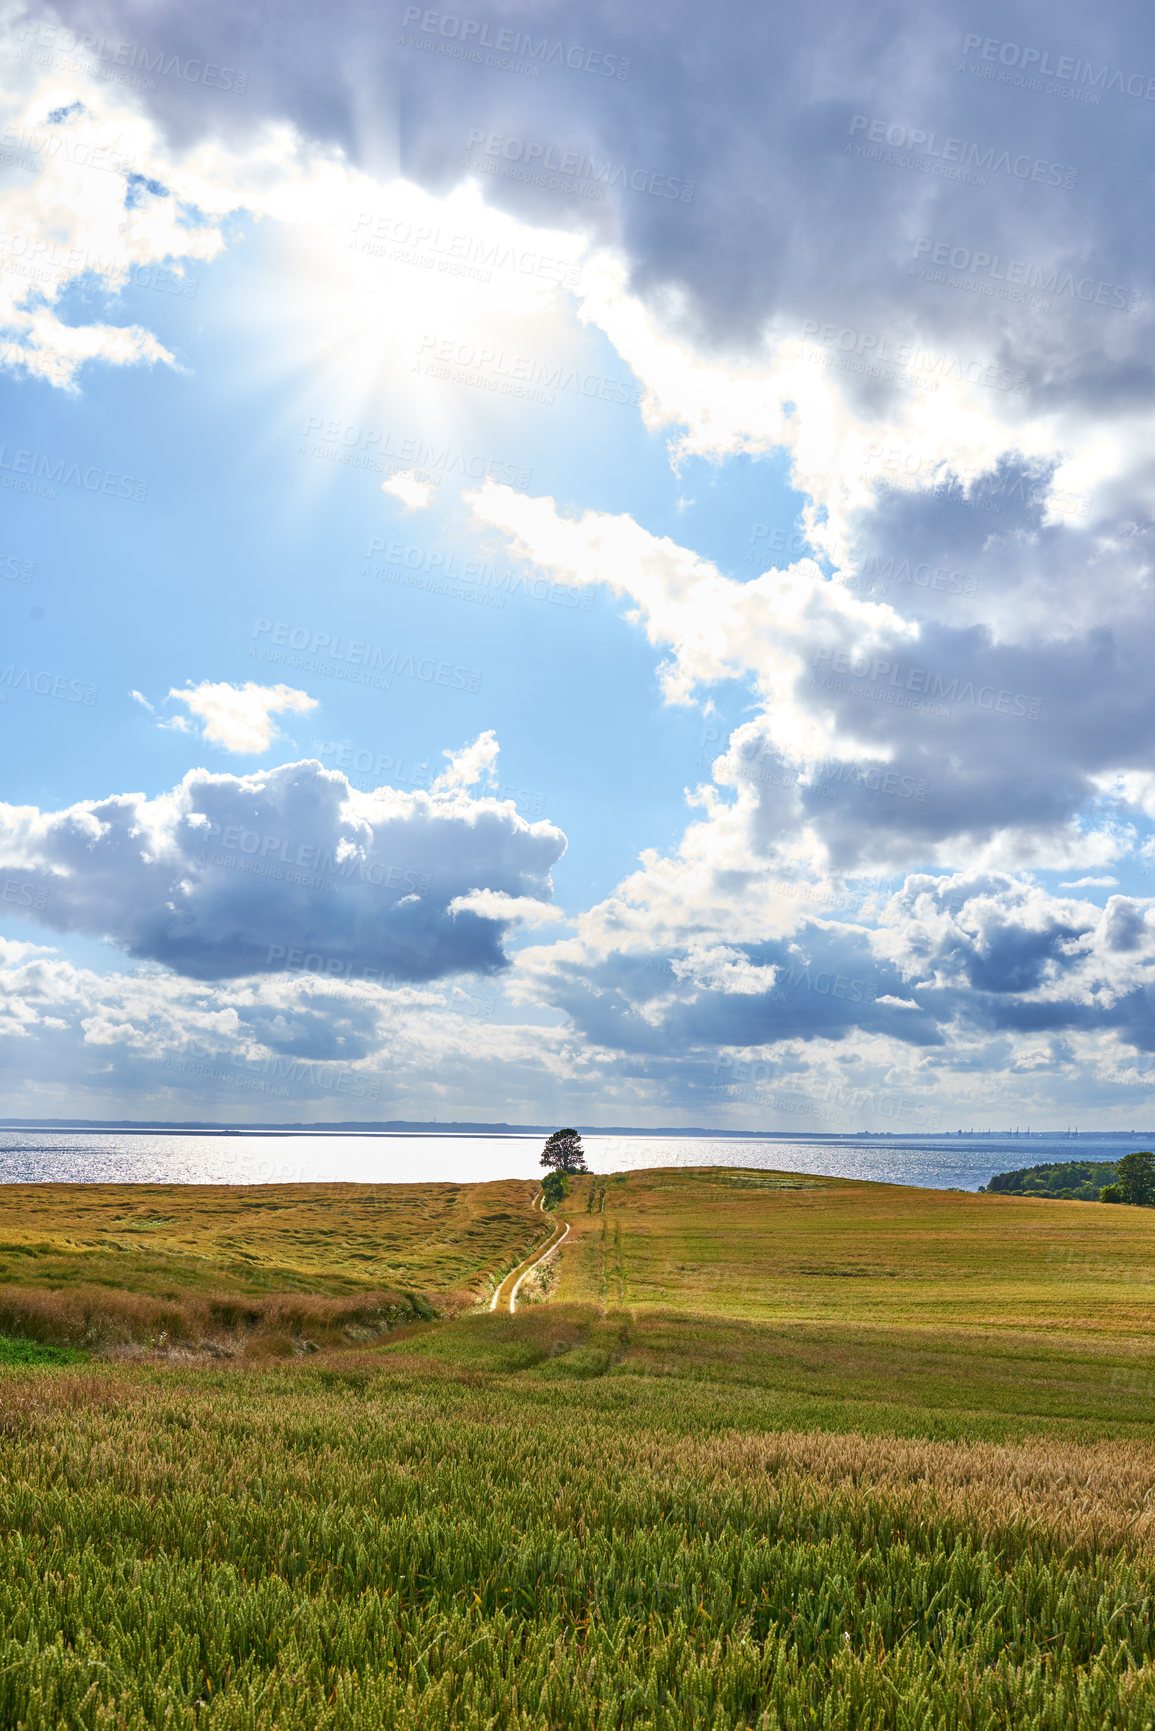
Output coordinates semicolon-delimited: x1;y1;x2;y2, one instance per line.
3;0;1155;1129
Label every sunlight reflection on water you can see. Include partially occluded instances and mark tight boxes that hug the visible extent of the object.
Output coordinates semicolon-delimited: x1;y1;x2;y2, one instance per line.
0;1129;1144;1189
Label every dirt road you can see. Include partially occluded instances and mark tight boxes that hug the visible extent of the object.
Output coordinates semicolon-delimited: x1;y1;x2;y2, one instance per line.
488;1191;570;1314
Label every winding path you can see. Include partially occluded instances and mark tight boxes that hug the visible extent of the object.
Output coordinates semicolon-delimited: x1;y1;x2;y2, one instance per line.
488;1191;570;1315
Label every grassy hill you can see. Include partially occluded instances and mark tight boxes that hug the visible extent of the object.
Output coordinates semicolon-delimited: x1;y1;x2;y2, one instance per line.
4;1165;1155;1726
0;1179;546;1353
533;1165;1155;1434
0;1178;544;1297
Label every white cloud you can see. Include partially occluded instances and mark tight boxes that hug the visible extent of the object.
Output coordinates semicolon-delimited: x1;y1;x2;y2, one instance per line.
166;682;318;754
432;730;500;792
382;470;434;509
0;57;398;390
467;478;909;725
1093;771;1155;820
465;482;1155;884
0;77;217;386
572;253;1065;565
670;944;781;995
448;889;566;926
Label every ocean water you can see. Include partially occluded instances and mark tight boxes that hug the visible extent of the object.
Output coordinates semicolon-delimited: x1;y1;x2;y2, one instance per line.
0;1128;1147;1190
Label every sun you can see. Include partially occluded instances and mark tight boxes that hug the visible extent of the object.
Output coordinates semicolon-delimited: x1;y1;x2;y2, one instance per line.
222;171;590;513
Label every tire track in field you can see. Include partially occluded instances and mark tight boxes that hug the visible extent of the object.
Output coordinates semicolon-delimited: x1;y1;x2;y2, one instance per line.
489;1191;569;1315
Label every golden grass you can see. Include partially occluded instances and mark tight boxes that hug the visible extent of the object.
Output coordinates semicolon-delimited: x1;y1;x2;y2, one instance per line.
663;1426;1155;1559
0;1281;435;1355
0;1177;542;1301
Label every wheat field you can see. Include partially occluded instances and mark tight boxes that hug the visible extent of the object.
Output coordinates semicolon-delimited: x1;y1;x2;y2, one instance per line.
4;1166;1155;1726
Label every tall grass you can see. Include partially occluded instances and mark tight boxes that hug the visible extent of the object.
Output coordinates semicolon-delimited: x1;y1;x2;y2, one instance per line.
0;1283;434;1354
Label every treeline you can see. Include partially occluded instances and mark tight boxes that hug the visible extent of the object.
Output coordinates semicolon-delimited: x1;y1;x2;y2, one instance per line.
982;1161;1117;1200
983;1152;1155;1205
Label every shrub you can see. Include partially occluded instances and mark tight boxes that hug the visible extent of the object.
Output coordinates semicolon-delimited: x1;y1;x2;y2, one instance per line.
0;1336;86;1366
988;1160;1118;1197
541;1171;570;1209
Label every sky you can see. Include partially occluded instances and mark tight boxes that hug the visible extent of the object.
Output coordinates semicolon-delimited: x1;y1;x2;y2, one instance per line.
2;0;1155;1131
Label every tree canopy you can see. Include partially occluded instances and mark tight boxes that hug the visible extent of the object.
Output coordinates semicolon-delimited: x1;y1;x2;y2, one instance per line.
540;1128;589;1174
1116;1151;1155;1206
984;1154;1155;1206
982;1160;1116;1200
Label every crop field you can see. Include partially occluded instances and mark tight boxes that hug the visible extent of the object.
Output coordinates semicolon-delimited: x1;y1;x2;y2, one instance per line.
4;1166;1155;1727
549;1167;1155;1432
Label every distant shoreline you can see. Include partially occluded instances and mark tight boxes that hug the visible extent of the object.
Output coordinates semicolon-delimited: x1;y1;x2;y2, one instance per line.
1;1121;1152;1140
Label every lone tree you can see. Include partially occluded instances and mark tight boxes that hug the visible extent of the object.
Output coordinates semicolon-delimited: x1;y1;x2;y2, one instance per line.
1117;1150;1155;1206
540;1128;588;1174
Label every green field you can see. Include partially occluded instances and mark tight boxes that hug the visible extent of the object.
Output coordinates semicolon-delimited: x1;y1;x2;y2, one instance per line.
4;1167;1155;1727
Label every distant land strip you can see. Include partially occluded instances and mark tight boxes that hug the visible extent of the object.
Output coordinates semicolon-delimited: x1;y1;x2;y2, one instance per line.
1;1119;1153;1138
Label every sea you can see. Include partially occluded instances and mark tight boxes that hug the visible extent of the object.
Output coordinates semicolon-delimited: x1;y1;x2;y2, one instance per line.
0;1128;1147;1191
